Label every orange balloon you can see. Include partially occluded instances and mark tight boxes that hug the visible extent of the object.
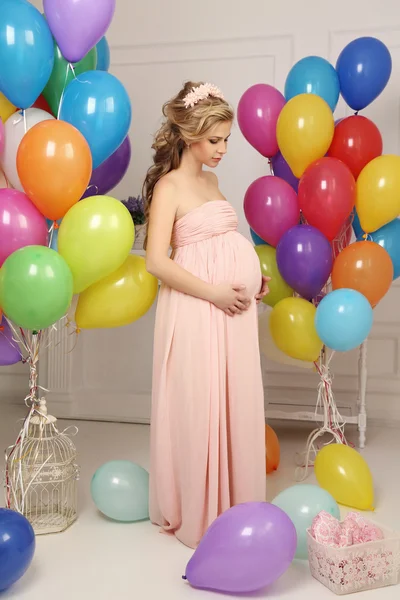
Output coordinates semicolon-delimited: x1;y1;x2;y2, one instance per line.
332;241;393;308
265;424;280;474
16;120;92;221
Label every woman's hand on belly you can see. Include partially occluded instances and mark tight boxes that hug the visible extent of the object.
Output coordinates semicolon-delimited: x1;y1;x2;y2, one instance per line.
210;283;251;317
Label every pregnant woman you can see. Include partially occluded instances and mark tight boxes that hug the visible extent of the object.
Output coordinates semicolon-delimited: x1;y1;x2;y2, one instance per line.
144;81;269;549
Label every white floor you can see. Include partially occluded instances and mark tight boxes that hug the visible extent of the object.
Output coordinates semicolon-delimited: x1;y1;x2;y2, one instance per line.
1;406;399;599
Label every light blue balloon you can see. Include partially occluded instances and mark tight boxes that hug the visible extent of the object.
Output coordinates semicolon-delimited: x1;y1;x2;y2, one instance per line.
59;71;132;169
91;460;149;522
96;37;110;71
250;228;268;246
352;208;364;238
285;56;340;112
316;289;373;352
0;0;54;109
356;218;400;280
46;219;61;252
272;484;340;559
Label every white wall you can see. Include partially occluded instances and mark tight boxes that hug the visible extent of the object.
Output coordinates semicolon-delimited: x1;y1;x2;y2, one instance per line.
4;0;400;425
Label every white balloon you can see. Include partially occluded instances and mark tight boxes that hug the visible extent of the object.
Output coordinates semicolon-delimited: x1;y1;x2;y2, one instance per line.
0;108;55;191
259;308;314;370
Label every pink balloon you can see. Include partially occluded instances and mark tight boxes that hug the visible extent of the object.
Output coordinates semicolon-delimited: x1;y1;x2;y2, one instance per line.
244;176;299;247
238;84;285;158
0;189;48;266
0;119;4;155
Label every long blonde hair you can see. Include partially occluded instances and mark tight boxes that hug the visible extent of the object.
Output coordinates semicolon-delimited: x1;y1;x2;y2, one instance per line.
142;81;234;246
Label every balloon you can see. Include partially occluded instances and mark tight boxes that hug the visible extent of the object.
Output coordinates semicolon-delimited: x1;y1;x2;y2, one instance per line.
0;246;73;331
276;94;334;178
17;120;92;221
352;208;364;238
58;196;135;293
82;136;131;199
336;37;392;111
96;37;110;71
250;229;267;246
358;218;400;280
244;176;299;247
59;71;132;168
76;255;158;329
184;502;297;593
237;84;285;158
270;297;322;362
1;108;55;191
31;95;53;114
285;56;340;111
272;485;340;559
298;157;356;241
255;245;293;307
258;308;314;370
0;509;35;592
270;151;299;193
91;461;149;522
0;189;48;266
44;0;116;64
0;92;17;123
0;120;4;156
315;444;374;511
46;219;61;252
356;155;400;233
265;424;280;474
332;241;393;307
315;289;373;352
276;225;333;300
0;0;54;109
43;43;97;117
327;116;383;179
0;317;22;366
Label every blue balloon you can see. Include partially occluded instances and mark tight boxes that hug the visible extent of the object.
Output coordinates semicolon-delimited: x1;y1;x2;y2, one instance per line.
0;508;35;592
351;208;364;238
46;219;61;252
250;228;268;246
0;0;54;109
336;37;392;111
357;218;400;280
285;56;340;111
59;71;132;169
96;37;110;71
316;289;373;352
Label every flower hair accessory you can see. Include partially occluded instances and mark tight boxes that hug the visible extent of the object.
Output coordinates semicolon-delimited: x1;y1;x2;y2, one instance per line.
183;83;225;108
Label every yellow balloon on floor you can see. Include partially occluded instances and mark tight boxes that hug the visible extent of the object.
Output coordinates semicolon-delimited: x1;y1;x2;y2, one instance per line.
0;92;16;123
58;196;135;294
276;94;334;178
356;155;400;233
270;297;322;362
315;444;374;511
75;255;158;329
255;245;293;307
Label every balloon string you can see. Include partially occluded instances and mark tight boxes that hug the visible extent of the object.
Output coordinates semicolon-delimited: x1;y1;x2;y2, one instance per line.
268;159;274;176
57;63;73;120
22;109;27;134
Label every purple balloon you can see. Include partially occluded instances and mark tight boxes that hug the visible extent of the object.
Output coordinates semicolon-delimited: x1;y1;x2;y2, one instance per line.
0;189;48;267
43;0;116;63
184;502;297;594
82;136;131;199
244;175;299;247
277;225;333;300
0;318;22;366
271;151;299;193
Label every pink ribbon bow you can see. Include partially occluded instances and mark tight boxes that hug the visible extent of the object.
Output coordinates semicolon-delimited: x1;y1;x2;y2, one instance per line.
310;511;384;548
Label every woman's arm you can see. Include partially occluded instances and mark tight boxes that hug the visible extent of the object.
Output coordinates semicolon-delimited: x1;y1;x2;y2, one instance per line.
145;178;250;315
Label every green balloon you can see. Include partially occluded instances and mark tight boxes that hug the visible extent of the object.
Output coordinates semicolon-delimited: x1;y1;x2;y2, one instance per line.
42;42;97;116
255;245;293;307
91;461;149;522
0;246;73;331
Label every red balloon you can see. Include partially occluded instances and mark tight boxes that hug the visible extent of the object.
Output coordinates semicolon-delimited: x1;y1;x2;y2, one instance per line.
327;115;383;179
18;95;55;116
299;157;356;241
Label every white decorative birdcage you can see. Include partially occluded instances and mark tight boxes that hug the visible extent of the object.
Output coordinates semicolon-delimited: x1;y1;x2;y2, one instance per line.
5;398;79;535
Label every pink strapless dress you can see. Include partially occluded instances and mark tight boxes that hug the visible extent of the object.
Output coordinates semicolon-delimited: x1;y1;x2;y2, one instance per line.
149;200;266;548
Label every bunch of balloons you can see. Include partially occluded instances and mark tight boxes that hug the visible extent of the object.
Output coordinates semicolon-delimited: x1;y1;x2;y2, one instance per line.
0;0;158;365
239;37;396;365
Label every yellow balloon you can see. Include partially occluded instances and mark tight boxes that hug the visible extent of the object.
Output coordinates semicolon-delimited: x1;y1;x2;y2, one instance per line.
259;309;314;369
58;196;135;294
76;255;158;329
0;92;17;123
255;245;293;307
276;94;334;178
315;444;374;511
356;155;400;233
270;297;322;362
